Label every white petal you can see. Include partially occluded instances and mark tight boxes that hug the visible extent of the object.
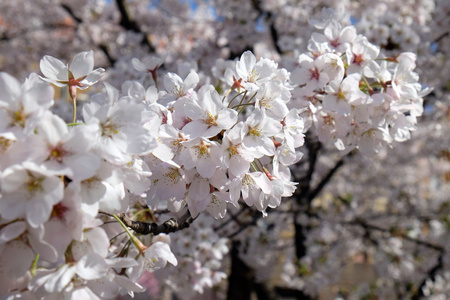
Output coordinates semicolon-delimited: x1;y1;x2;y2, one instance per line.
105;257;138;268
28;226;58;263
75;253;108;280
164;73;183;95
143;242;177;270
85;227;110;258
0;72;21;105
181;121;209;139
69;50;94;80
26;200;52;228
0;221;26;244
115;275;145;293
216;108;238;129
183;71;199;90
38;113;68;146
197;157;217;178
132;57;146;72
65;153;101;181
80;68;105;88
40;55;68;82
1;165;28;193
0;240;34;279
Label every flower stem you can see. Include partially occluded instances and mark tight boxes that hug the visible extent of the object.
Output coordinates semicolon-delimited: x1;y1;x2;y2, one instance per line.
69;85;77;123
113;214;147;253
30;253;40;276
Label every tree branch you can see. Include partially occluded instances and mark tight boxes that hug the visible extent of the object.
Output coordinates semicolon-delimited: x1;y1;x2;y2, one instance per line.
60;4;116;66
250;0;282;54
114;211;195;235
412;250;444;300
115;0;155;52
434;31;449;44
308;154;349;201
60;4;82;24
347;219;443;252
293;132;322;205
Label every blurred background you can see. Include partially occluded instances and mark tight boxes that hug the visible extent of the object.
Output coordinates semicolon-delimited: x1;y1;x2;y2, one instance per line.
1;0;449;299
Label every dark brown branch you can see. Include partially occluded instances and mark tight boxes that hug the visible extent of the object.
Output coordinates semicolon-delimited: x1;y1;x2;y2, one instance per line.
347;219;443;252
412;250;444;300
227;241;254;300
115;211;194;235
98;43;117;65
60;4;82;24
226;210;262;239
347;218;445;299
115;0;155;52
293;132;322;205
434;31;449;44
250;0;282;54
60;4;116;66
307;154;349;201
274;287;314;299
214;206;250;232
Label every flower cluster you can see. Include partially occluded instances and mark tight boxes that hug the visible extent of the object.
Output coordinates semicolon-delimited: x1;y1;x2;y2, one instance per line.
290;15;430;155
0;52;176;299
0;9;432;297
154;215;229;299
144;50;305;218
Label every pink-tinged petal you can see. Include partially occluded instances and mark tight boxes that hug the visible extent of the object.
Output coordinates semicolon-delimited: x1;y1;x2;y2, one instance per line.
189;178;210;201
229;156;250;177
27;199;52;227
0;240;34;279
40;55;68;82
69;50;94;79
0;221;26;243
0;72;21;105
0;193;26;220
42;175;65;205
80;68;105;88
28;226;58;263
75;253;108;280
197;158;217;178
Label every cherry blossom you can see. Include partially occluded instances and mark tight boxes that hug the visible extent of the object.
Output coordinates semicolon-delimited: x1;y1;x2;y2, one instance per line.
0;2;445;299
